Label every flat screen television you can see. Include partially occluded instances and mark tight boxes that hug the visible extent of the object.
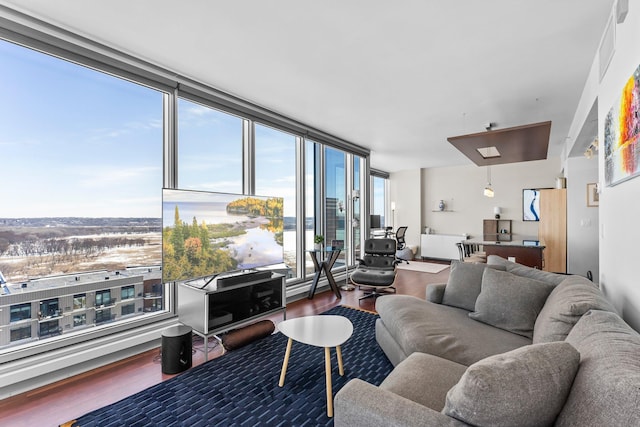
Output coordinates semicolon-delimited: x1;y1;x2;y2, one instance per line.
162;189;284;283
522;189;541;221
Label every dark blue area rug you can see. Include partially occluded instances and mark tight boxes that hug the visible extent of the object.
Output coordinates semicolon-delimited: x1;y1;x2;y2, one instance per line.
70;306;393;426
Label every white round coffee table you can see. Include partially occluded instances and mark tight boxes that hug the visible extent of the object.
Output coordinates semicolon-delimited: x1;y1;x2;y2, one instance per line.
277;315;354;417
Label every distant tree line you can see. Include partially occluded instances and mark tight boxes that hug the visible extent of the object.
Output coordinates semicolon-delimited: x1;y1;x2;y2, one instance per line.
0;236;147;258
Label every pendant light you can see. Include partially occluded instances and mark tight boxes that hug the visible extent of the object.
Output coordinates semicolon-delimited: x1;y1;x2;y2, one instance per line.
484;166;494;197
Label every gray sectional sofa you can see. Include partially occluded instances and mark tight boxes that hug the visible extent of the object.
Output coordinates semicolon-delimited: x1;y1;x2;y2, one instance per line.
335;256;640;426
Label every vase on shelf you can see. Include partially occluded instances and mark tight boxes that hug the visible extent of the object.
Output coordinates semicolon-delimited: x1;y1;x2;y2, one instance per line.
438;200;445;211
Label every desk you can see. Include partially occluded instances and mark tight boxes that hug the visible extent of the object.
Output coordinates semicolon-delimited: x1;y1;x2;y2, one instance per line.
307;249;342;299
467;239;546;269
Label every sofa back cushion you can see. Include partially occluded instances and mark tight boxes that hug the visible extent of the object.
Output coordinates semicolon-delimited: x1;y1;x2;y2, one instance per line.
443;342;580;427
533;276;616;343
469;268;555;338
487;255;566;285
442;261;505;311
555;310;640;427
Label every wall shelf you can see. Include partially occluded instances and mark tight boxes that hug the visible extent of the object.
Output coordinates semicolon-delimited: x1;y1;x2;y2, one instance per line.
431;210;455;212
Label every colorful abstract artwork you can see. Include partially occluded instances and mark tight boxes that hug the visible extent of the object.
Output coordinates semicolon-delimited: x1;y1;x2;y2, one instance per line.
604;63;640;186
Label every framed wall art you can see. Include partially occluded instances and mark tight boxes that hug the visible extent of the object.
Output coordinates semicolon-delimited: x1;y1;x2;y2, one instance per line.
604;62;640;186
587;183;599;207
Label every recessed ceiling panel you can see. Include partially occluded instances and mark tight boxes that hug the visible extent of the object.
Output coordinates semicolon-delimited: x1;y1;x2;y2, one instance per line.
447;121;552;166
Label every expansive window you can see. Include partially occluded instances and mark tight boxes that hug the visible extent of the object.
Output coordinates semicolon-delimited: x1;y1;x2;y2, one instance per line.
0;20;375;365
255;124;297;278
0;38;164;353
177;98;243;193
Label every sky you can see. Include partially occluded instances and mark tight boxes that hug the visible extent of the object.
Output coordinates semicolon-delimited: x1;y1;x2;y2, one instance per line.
0;38;378;220
0;38;303;218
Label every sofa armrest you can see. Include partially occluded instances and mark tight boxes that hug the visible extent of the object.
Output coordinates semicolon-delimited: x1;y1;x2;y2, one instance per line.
426;283;447;303
334;379;468;427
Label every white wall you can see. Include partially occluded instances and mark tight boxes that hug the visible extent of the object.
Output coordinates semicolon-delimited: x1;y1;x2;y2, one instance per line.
565;156;599;281
389;168;422;250
420;158;561;239
593;4;640;330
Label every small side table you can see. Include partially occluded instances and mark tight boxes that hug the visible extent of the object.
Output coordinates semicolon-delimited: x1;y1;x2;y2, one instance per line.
306;249;342;299
277;315;354;417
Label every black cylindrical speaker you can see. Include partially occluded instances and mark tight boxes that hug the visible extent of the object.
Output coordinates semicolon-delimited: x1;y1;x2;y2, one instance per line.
161;325;192;374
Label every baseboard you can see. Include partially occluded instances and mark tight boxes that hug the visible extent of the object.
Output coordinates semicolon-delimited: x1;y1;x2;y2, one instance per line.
0;318;178;399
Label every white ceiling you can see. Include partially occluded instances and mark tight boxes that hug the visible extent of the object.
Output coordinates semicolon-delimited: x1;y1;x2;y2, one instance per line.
1;0;614;172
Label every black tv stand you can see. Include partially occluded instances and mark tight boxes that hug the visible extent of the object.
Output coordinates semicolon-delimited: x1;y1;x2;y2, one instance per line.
177;271;285;360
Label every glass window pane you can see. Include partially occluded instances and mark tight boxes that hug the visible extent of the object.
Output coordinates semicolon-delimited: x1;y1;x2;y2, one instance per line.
255;124;297;279
177;98;243;193
325;147;346;271
353;156;362;260
0;39;164;353
305;140;317;275
372;176;387;227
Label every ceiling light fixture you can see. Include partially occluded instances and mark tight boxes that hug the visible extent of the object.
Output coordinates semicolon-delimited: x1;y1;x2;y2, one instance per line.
584;137;599;159
484;166;494;197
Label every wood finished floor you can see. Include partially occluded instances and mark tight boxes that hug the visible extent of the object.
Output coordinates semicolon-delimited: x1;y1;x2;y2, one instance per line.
0;260;450;426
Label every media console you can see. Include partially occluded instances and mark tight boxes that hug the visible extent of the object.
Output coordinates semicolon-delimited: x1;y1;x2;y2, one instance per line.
177;271;286;360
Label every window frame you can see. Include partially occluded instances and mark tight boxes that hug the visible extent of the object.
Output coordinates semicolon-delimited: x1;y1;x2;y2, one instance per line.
0;9;375;366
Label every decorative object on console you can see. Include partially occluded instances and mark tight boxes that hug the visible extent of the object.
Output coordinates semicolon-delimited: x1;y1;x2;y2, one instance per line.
493;206;501;219
314;234;324;250
438;200;446;211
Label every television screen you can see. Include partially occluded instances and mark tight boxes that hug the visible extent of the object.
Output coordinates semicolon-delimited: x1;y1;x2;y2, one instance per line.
523;189;541;221
162;189;284;283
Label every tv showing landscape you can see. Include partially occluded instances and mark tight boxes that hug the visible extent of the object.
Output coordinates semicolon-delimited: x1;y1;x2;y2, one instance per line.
162;189;284;283
522;188;541;221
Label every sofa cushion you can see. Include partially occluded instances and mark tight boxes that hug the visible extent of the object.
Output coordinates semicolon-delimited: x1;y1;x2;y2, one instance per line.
486;255;566;285
443;342;580;427
555;310;640;427
376;295;531;366
380;352;467;411
442;261;505;311
533;276;617;343
469;268;555;338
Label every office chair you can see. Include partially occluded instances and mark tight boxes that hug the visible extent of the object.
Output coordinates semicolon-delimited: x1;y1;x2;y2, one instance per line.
350;238;398;302
395;226;411;263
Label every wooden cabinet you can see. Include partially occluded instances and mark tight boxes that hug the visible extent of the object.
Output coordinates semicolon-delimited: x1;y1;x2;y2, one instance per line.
483;219;512;241
482;243;544;269
539;189;567;273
